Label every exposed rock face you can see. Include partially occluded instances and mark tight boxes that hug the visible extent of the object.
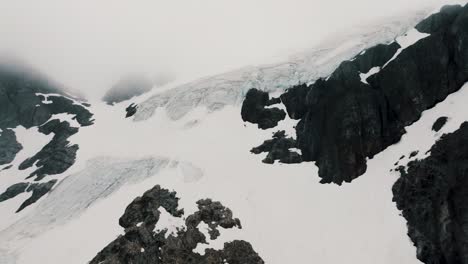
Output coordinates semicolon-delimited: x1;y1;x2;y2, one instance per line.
432;116;448;132
126;103;138;118
0;61;94;211
393;122;468;264
0;180;57;212
103;76;153;105
241;89;286;129
244;4;468;184
0;129;22;165
19;120;79;180
251;130;302;164
91;185;264;264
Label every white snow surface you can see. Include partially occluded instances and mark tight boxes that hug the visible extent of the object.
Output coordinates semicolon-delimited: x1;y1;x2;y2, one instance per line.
130;9;430;121
1;5;466;264
383;28;431;68
360;66;381;84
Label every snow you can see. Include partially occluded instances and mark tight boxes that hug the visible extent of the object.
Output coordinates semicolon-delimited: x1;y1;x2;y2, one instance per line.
154;207;185;238
35;92;89;107
360;66;381;84
0;6;461;264
131;9;428;122
46;113;81;128
383;28;430;68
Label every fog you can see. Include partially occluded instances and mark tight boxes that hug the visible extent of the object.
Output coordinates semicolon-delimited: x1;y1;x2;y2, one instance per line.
0;0;460;100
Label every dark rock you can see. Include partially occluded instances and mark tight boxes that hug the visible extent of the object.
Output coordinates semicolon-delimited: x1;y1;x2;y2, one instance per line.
91;185;264;264
0;180;57;212
0;182;29;202
280;84;309;119
0;61;94;183
241;89;286;129
103;75;153;105
266;97;281;106
432;116;448;132
17;180;57;212
248;5;468;185
393;121;468;264
251;130;302;164
119;185;183;230
409;150;419;158
126;103;138;118
19;120;79;180
1;164;13;171
0;129;22;165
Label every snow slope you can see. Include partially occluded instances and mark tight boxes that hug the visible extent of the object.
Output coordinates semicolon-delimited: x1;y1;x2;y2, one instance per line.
0;4;466;264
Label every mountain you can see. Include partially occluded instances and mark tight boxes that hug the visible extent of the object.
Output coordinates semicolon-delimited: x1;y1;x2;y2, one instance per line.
1;3;468;264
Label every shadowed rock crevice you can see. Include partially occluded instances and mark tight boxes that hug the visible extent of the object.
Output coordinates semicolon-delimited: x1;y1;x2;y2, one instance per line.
91;185;264;264
393;122;468;264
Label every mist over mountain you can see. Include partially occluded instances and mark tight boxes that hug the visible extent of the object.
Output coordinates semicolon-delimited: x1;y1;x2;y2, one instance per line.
2;1;468;264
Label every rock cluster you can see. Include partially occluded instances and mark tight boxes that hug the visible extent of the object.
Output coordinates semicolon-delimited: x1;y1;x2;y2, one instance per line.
244;4;468;185
0;61;94;210
91;185;264;264
0;180;57;212
393;122;468;264
241;89;285;129
251;130;302;164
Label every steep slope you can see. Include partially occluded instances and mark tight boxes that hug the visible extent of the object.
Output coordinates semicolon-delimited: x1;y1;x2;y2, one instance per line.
0;61;94;212
246;4;468;185
1;3;468;264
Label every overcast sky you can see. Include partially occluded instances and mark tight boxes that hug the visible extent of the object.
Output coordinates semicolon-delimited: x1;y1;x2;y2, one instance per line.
0;0;462;99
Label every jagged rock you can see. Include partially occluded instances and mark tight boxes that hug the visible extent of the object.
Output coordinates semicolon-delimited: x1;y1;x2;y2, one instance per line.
280;84;309;119
103;76;153;105
0;182;29;202
432;116;448;132
251;130;302;164
393;122;468;264
0;61;94;183
126;103;138;118
0;180;57;212
119;185;183;230
91;185;264;264
0;129;22;165
409;150;419;158
241;89;286;129
247;4;468;185
19;120;79;180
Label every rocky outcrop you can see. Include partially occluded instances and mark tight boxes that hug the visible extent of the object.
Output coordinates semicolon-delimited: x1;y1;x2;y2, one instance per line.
126;103;138;118
393;122;468;264
0;129;22;165
102;75;153;105
18;119;79;180
245;4;468;184
0;180;57;212
251;130;302;164
241;89;286;129
0;60;94;211
91;185;264;264
432;116;448;132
